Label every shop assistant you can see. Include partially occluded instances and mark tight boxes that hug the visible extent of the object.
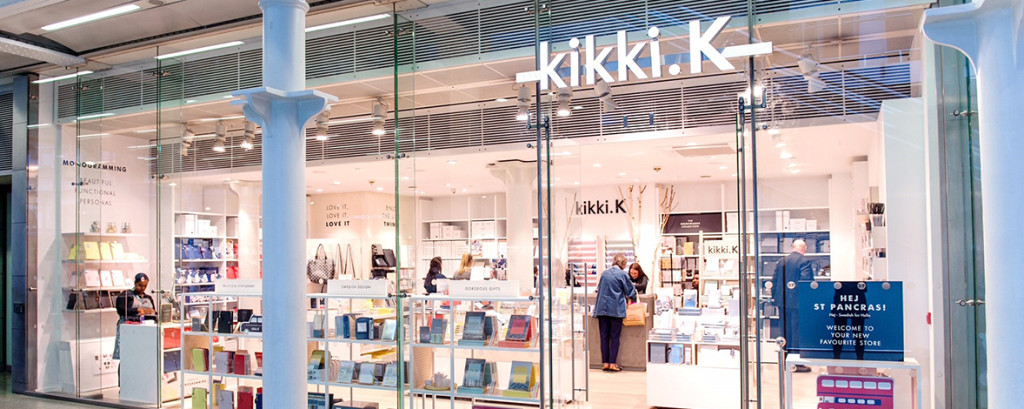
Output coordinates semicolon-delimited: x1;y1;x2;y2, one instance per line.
113;273;157;360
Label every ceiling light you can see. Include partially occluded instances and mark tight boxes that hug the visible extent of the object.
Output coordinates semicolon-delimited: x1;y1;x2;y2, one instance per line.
595;79;620;111
798;49;827;93
186;100;197;103
212;121;227;153
461;188;468;193
788;163;798;168
333;181;341;185
739;85;766;105
516;86;531;121
27;124;51;129
169;182;177;187
573;106;584;111
791;169;802;174
376;187;384;191
134;128;157;134
618;172;627;176
401;176;410;180
371;99;387;136
76;133;109;139
198;115;244;122
76;113;113;120
593;163;602;168
225;178;232;181
767;128;782;135
447;160;457;165
556;87;572;117
316;189;323;193
315;109;330;141
573;181;580;185
212;139;226;153
719;166;728;170
180;142;189;157
731;173;738;177
495;98;508;102
240;136;254;150
155;41;245;60
33;71;94;84
306;13;391;33
42;4;140;31
241;121;255;150
780;151;794;160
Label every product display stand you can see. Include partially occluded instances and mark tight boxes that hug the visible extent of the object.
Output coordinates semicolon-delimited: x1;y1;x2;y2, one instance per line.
783;354;920;409
408;295;542;408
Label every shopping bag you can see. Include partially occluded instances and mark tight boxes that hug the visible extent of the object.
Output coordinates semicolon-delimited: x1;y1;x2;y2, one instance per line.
623;302;647;326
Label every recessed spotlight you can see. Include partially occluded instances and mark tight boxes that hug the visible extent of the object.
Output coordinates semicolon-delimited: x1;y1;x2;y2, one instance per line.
495;98;509;102
731;173;738;177
205;207;211;211
593;163;602;168
333;180;341;185
791;169;802;174
787;163;798;168
719;166;727;170
482;195;487;199
445;183;451;187
573;181;580;185
618;172;627;176
686;142;697;146
225;177;232;181
316;189;323;193
376;187;384;191
310;201;315;205
775;141;786;148
768;128;782;135
447;160;457;165
462;188;468;193
169;182;177;187
779;151;794;160
401;176;410;180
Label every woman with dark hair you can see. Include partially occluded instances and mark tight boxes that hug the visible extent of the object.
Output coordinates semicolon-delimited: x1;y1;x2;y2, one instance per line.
424;257;447;294
628;262;649;294
114;273;157;361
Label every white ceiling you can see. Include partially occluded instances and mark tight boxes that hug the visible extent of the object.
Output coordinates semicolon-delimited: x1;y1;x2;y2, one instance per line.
171;120;876;197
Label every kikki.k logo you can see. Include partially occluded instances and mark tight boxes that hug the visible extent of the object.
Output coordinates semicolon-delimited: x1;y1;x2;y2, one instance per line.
575;199;627;216
516;16;773;90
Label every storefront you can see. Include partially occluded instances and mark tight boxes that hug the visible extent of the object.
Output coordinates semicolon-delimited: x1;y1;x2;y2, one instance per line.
4;0;994;408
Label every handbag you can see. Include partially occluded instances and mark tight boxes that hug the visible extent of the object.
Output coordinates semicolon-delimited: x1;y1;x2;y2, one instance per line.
307;244;335;284
623;302;647;326
341;244;356;279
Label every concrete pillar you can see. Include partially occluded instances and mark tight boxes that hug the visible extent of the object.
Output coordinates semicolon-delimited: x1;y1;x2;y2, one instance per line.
233;1;336;407
488;161;537;289
923;1;1024;407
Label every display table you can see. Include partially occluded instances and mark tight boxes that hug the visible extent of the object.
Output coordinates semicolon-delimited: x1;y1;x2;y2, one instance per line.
784;354;921;409
574;293;654;371
118;322;181;404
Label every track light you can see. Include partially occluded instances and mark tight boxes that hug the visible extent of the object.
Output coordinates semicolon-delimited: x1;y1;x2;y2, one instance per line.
181;142;190;157
240;121;255;150
371;100;386;136
595;79;620;111
516;86;531;121
212;121;227;153
797;50;826;94
182;127;195;143
556;87;572;117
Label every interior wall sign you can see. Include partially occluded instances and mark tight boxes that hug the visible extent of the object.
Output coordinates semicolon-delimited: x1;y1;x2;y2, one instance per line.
516;16;773;90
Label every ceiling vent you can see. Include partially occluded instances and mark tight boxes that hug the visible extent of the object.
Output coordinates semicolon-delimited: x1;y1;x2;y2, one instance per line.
672;143;736;158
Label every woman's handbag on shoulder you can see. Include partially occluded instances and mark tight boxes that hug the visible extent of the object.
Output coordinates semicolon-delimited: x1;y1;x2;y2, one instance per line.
623;302;647;326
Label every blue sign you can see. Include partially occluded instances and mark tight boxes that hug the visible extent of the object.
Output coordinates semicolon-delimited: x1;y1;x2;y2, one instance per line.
794;281;904;361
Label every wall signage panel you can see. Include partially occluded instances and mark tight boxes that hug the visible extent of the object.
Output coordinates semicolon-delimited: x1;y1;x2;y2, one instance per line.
663;212;722;234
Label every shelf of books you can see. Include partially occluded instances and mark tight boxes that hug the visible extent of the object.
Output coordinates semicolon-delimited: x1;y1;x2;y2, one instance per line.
407;295;543;407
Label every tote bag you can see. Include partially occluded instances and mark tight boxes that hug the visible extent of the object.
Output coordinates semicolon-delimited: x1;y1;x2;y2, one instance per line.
623;302;647;326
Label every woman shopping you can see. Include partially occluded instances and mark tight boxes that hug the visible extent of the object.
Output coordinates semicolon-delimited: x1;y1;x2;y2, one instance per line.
593;254;637;372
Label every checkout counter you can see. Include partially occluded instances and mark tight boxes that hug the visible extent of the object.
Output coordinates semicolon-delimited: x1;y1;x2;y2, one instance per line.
574;292;655;371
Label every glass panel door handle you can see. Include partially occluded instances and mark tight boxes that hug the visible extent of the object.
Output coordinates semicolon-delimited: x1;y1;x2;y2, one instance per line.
956;299;985;306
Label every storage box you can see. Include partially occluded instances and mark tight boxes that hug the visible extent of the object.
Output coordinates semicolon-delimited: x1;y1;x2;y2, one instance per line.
471;221;496;238
181;215;198;236
429;223;443;240
442;225;456;239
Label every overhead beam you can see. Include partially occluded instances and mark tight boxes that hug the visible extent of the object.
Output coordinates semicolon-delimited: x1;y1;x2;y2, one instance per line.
0;36;84;66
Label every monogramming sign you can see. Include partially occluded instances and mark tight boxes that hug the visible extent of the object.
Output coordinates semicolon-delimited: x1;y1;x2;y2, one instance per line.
215;279;262;295
448;280;520;298
517;16;773;90
327;279;388;297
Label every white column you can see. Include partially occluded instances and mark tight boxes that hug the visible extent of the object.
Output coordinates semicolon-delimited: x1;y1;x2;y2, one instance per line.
233;1;337;407
489;161;538;289
228;181;262;313
923;1;1024;407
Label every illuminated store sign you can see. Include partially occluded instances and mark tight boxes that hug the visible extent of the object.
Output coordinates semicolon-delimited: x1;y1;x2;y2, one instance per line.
516;16;773;90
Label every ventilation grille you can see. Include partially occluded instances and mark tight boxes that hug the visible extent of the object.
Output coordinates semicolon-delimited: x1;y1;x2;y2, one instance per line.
58;0;871;118
150;63;909;176
0;93;12;172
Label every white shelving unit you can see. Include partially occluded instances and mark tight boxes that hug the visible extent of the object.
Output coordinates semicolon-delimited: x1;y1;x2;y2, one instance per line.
417;194;510;278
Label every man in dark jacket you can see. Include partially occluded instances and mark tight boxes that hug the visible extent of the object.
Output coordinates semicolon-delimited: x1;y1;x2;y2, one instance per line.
772;240;813;371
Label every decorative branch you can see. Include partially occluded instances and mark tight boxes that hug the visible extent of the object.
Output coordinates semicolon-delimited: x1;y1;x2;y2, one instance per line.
654;184;678;271
618;184;646;260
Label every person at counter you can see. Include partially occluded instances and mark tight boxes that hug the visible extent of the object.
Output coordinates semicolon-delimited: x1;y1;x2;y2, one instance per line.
628;262;649;294
114;273;157;382
772;239;813;372
424;257;447;294
593;254;637;372
452;253;473;280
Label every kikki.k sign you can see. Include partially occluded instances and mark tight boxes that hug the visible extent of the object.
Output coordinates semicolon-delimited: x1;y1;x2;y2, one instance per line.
516;16;773;90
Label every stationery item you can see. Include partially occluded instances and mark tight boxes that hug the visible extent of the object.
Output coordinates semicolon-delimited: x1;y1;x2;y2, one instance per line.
355;317;373;340
498;315;533;347
462;358;486;389
99;271;114;287
99;291;112;309
337;361;357;383
429;318;447;344
237;309;254;324
214;351;235;374
307;392;337;409
216;311;234;334
66;293;80;310
308;350;327;381
82;242;100;260
418;326;431;344
461;312;486;341
191;388;207;409
358;362;377;384
335;315;351;339
164;327;182;350
503;361;536;398
164;349;182;372
382;363;398;387
191;348;209;372
83;270;101;287
110;270;126;287
83;291;101;309
312;313;326;338
99;242;113;260
381;319;397;341
110;242;126;260
233;350;250;375
237;386;255;409
216;388;234;409
67;243;78;260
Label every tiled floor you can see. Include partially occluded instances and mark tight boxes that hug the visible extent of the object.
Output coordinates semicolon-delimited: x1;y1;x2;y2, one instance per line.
0;373;101;408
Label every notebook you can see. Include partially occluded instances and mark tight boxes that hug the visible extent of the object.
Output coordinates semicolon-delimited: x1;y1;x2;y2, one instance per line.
191;388;207;409
99;242;113;260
